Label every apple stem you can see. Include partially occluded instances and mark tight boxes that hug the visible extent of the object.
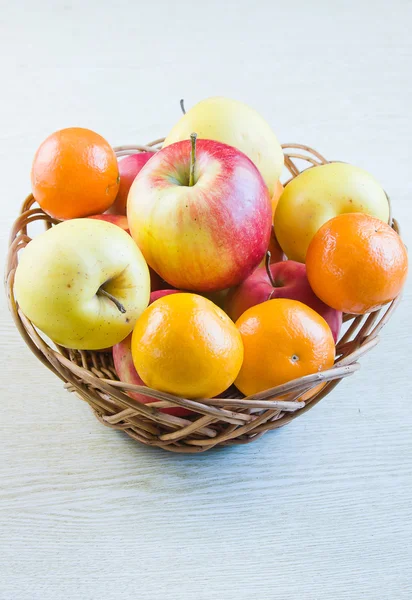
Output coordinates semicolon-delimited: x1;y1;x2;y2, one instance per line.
265;251;277;287
180;98;186;114
98;287;126;314
189;132;197;187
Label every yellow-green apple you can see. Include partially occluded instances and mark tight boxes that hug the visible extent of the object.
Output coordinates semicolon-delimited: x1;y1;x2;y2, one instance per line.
14;219;150;350
226;258;342;341
274;162;390;262
112;289;190;416
108;152;155;215
88;213;130;233
163;97;284;196
128;136;272;292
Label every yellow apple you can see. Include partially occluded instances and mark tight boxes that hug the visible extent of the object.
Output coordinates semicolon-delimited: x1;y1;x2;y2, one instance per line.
274;162;390;263
14;219;150;350
163;97;284;196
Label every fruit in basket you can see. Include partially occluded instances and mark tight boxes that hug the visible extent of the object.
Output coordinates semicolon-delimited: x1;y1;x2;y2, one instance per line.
14;219;150;350
226;259;342;340
274;162;390;262
31;127;119;220
163;97;284;196
128;137;272;292
235;298;335;396
131;293;244;399
306;213;408;314
108;152;154;215
88;213;130;233
113;287;189;416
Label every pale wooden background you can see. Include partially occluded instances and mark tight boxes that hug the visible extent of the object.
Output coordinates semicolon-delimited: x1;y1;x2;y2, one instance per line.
1;1;411;599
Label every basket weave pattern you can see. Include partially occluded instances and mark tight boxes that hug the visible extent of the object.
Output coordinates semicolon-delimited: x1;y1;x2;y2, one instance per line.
6;140;401;453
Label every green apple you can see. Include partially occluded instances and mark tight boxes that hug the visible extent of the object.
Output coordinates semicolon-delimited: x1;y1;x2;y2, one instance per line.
14;219;150;350
163;97;284;196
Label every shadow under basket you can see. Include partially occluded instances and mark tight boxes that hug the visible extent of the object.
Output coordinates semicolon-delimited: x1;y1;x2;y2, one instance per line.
5;140;402;453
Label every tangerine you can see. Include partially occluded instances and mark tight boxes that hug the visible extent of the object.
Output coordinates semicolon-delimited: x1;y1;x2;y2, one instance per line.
31;127;119;220
235;298;335;396
131;293;244;399
306;213;408;314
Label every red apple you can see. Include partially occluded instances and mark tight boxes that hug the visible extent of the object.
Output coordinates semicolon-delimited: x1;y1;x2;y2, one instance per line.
226;259;342;341
128;137;272;292
88;213;130;233
113;289;191;416
108;152;155;216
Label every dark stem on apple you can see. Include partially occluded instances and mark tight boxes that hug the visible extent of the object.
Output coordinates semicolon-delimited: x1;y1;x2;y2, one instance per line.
265;251;277;287
180;98;186;114
189;132;197;187
98;287;126;314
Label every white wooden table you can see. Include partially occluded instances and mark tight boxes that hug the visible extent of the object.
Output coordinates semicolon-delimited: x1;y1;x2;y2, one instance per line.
1;2;411;598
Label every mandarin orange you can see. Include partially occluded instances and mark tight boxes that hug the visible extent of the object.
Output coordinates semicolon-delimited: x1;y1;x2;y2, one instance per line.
235;298;335;396
306;213;408;314
31;127;119;220
131;293;244;399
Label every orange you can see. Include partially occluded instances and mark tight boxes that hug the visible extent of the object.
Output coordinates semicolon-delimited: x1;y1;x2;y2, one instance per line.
31;127;119;220
235;298;335;396
306;213;408;314
131;293;244;399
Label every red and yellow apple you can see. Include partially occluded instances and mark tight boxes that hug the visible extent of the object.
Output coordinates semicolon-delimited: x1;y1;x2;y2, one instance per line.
226;259;342;341
128;138;272;292
108;152;155;215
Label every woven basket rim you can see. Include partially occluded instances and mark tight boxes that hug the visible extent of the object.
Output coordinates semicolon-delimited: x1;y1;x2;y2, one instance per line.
5;140;403;452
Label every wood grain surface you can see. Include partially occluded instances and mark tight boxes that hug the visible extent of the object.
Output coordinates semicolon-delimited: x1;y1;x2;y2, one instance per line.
1;1;411;598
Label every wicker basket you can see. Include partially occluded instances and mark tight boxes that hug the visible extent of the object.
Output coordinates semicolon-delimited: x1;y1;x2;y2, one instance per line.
5;140;402;453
